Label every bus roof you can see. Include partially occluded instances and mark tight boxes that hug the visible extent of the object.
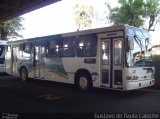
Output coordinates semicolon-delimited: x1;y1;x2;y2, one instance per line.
7;24;145;44
62;24;126;37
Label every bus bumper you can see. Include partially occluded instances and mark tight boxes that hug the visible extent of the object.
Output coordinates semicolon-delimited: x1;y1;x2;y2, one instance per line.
125;79;155;90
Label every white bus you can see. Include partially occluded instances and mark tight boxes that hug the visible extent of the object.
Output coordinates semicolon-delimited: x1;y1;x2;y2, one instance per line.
5;25;155;91
0;40;7;73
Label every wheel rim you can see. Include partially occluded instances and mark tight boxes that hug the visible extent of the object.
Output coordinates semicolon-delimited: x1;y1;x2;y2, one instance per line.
21;69;27;81
79;76;88;89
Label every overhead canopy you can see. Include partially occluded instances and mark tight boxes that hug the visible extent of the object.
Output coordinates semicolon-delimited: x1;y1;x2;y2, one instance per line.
0;0;60;22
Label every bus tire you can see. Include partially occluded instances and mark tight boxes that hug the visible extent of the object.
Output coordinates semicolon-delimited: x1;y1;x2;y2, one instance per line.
75;72;92;91
20;68;28;82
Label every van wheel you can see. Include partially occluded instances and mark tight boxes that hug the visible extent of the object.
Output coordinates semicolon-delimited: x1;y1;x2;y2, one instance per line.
20;68;28;82
75;72;92;91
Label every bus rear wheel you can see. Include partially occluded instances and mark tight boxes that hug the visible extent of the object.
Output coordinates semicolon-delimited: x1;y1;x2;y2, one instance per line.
75;72;92;91
20;68;28;82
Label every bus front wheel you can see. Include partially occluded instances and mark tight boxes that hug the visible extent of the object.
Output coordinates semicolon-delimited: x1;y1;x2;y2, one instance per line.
75;72;92;91
20;68;28;82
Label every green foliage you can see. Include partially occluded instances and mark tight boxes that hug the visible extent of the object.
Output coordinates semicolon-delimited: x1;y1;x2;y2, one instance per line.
74;4;94;30
107;0;160;29
152;54;160;61
0;17;24;40
151;47;160;87
153;60;160;87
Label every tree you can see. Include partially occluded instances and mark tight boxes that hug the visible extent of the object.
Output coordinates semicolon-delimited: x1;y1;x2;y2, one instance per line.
73;4;94;30
107;0;160;30
0;17;24;40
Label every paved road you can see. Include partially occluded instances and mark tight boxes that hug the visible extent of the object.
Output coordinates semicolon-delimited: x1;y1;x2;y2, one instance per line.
0;75;160;118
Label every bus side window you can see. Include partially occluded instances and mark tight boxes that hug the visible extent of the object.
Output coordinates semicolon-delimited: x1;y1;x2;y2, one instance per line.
47;40;59;57
61;37;76;57
21;43;32;58
77;34;97;57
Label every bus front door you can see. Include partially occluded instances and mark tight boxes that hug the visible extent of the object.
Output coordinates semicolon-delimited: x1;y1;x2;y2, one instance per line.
34;45;45;79
101;39;111;87
100;36;123;89
112;38;123;89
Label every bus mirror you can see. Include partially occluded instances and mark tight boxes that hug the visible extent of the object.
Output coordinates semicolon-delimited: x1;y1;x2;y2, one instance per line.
128;37;134;50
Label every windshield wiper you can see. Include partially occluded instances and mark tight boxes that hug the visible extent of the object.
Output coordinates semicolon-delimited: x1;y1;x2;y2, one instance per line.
133;35;142;52
133;35;142;47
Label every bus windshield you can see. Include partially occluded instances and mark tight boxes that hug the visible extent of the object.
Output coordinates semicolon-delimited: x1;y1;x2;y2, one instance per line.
126;27;153;67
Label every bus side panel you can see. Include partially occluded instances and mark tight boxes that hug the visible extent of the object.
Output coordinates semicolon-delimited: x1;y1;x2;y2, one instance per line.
61;57;100;87
27;57;75;84
27;56;100;87
44;57;74;84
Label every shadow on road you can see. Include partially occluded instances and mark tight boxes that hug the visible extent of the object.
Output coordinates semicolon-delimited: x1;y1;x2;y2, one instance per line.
22;77;153;101
0;74;156;101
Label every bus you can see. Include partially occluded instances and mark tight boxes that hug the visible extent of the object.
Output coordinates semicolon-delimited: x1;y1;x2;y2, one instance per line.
0;40;7;73
5;25;155;91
